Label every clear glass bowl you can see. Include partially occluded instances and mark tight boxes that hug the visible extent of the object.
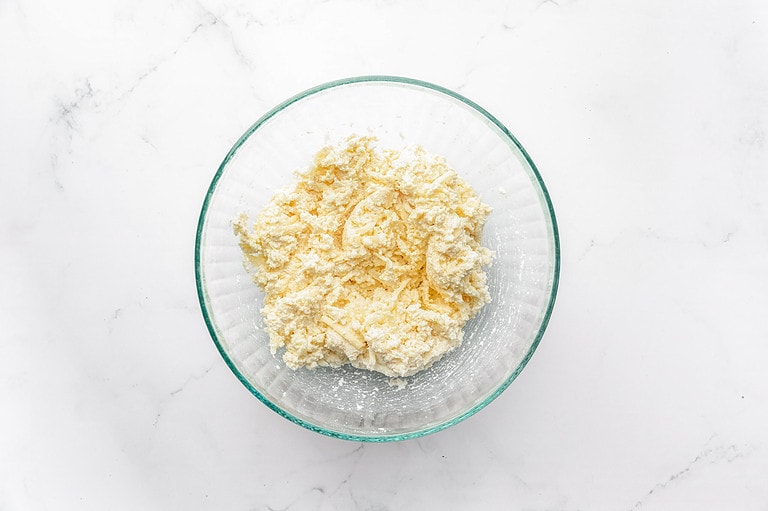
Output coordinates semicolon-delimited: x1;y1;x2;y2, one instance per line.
195;76;559;441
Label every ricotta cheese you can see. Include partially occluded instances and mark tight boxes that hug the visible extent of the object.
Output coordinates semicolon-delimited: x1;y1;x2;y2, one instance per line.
234;136;493;377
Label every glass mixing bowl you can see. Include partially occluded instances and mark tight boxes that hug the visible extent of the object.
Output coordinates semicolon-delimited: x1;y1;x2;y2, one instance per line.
195;76;559;441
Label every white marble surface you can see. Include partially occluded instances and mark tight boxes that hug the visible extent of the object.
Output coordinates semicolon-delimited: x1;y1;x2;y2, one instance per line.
2;0;768;508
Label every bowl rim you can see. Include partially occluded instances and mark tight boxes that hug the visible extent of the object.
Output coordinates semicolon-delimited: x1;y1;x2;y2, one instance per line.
195;75;561;442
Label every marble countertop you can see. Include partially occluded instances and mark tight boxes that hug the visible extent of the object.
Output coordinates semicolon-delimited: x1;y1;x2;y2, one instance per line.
2;0;767;509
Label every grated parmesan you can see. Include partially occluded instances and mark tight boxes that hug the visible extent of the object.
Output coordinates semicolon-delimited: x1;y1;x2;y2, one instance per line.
233;136;493;377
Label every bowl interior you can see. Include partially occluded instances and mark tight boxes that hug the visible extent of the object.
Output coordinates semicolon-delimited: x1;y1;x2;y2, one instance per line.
196;77;559;441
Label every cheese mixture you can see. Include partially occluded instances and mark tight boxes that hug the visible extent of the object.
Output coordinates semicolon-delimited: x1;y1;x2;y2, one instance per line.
233;136;493;377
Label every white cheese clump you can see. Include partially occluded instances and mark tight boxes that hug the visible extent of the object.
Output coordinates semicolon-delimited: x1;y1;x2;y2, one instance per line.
233;136;493;377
